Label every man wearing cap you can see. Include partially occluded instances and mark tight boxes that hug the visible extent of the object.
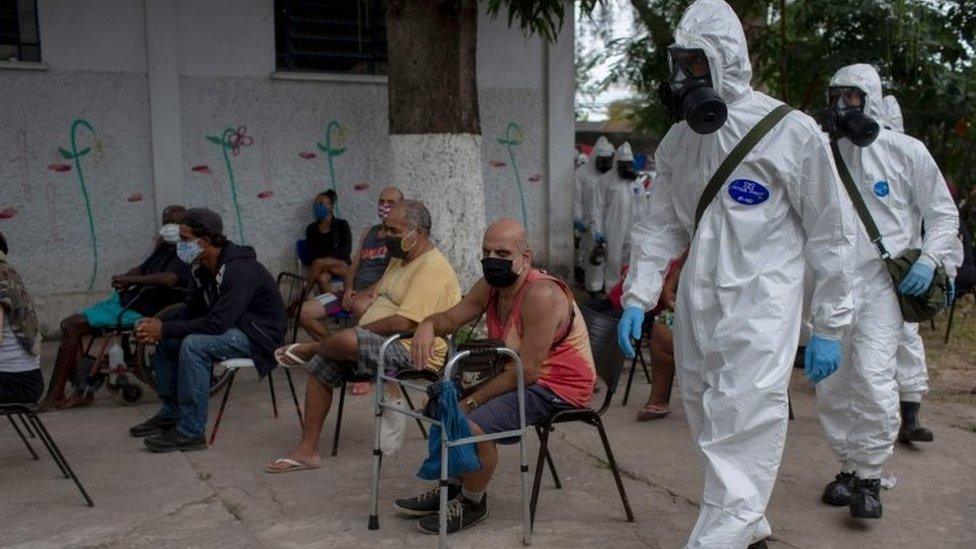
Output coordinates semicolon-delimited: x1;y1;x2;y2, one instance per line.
131;208;286;452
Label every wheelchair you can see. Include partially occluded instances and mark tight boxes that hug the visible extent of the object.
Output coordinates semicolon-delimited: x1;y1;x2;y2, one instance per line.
75;290;232;404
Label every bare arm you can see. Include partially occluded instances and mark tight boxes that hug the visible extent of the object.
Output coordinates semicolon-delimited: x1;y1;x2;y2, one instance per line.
118;272;180;288
344;227;371;290
410;279;491;368
464;281;564;408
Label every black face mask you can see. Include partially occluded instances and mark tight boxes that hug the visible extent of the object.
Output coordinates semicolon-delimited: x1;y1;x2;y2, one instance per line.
617;161;636;180
481;257;520;288
386;230;413;259
819;106;880;147
595;156;613;173
659;63;727;134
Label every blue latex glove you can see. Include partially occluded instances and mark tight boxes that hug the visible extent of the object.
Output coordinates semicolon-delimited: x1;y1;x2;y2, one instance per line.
898;260;935;296
617;307;644;358
947;279;955;307
574;219;587;233
804;335;841;384
595;232;606;244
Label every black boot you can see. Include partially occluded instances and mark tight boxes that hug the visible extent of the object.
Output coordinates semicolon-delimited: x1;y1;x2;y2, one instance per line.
849;477;883;519
898;401;934;443
822;471;858;506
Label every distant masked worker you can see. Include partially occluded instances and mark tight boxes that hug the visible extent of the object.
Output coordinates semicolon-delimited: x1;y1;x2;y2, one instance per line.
593;142;643;290
574;136;615;293
616;1;856;546
881;95;905;133
815;65;959;520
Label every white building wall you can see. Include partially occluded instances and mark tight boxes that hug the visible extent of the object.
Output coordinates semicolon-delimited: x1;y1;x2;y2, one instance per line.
0;0;575;333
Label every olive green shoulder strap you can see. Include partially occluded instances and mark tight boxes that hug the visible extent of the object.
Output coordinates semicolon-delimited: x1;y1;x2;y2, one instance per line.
829;141;890;258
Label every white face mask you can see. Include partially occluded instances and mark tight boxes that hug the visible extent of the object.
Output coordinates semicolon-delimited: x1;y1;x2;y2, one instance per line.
159;224;181;244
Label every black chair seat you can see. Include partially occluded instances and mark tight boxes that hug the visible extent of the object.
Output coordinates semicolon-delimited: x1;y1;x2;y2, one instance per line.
546;407;599;425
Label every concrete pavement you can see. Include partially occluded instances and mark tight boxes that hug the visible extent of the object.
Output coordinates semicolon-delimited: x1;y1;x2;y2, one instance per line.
1;344;974;548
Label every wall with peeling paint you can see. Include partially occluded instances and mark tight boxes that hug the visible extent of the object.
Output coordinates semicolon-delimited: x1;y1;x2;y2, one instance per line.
0;0;574;334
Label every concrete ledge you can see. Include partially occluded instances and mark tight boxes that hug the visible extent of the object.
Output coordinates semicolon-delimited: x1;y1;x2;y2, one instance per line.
0;60;48;71
271;71;388;85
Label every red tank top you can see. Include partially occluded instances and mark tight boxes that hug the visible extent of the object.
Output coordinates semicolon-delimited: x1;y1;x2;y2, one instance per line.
486;270;596;408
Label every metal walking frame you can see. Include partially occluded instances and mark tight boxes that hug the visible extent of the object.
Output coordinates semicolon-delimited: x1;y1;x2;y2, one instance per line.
367;334;532;548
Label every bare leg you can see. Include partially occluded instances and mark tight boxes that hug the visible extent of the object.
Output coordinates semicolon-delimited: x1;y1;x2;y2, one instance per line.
40;315;92;407
350;291;375;322
460;421;499;492
299;299;331;341
268;329;359;469
645;323;675;407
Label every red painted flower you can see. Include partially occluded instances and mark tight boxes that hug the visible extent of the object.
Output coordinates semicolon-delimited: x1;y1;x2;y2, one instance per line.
127;193;143;202
527;174;542;182
489;160;507;168
354;181;371;191
299;151;317;159
0;207;17;219
257;190;274;199
191;165;212;174
48;163;71;172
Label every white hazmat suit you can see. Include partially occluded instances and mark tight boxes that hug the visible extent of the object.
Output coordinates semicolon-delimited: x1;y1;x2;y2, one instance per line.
882;95;905;133
595;142;643;290
574;136;615;292
816;66;959;479
621;1;856;545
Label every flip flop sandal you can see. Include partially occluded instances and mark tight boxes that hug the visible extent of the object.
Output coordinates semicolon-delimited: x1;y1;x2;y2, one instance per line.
636;403;671;422
275;343;309;367
265;457;321;474
350;382;372;396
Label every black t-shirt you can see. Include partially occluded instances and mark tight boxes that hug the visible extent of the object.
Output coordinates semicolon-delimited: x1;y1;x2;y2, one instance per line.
305;218;352;264
119;242;191;316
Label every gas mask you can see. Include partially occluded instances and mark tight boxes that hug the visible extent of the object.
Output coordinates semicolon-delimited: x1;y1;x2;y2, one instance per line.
617;160;636;180
820;86;879;147
658;47;727;134
595;156;613;173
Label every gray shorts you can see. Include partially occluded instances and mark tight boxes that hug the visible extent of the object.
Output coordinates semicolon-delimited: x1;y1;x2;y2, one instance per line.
307;328;412;388
466;384;573;444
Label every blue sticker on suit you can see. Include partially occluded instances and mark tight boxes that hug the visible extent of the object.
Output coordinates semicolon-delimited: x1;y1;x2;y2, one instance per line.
727;179;769;206
874;180;889;197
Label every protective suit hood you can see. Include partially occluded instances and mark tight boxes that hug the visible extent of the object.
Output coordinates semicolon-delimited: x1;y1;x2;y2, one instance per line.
672;0;752;104
617;142;634;162
593;136;614;159
882;95;904;133
829;64;884;121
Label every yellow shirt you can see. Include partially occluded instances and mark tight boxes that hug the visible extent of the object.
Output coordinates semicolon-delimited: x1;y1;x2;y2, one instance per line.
359;247;461;368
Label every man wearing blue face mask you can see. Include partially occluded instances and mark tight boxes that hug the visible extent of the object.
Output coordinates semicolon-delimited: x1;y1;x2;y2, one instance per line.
42;204;191;410
131;208;286;452
304;190;353;295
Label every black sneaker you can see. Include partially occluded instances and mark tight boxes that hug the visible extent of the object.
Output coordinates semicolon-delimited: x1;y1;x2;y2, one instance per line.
144;429;206;453
394;484;462;516
822;471;858;506
417;494;488;535
129;415;177;438
849;477;883;519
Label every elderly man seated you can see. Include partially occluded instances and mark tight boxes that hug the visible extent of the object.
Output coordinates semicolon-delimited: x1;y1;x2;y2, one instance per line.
267;200;461;473
42;205;191;409
395;218;596;535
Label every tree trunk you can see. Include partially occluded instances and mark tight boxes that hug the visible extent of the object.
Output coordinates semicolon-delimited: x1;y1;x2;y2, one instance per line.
386;0;487;287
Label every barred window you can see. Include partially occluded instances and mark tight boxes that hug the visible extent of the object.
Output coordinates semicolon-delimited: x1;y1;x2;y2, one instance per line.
0;0;40;62
275;0;387;75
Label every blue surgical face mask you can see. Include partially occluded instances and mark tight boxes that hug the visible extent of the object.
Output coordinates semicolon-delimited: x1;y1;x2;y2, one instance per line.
313;203;330;220
177;239;203;264
159;223;181;244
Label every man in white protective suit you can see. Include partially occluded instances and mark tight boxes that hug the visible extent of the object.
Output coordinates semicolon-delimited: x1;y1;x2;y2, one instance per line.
881;94;962;445
815;66;959;520
574;136;615;293
616;1;856;546
594;142;644;290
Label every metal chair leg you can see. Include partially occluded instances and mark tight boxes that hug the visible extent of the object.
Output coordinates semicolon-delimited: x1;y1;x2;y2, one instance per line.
529;423;553;525
401;389;428;440
622;351;639;406
268;374;279;418
534;425;561;489
638;350;651;384
26;413;70;478
19;414;35;437
331;380;347;456
26;412;94;507
284;368;304;429
8;414;38;459
209;370;238;445
788;391;795;421
594;416;634;522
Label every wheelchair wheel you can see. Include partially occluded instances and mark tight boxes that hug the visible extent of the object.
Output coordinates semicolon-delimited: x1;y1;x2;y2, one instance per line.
122;382;143;404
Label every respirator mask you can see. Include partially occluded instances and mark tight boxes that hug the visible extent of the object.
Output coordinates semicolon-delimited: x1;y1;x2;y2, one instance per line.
658;47;727;134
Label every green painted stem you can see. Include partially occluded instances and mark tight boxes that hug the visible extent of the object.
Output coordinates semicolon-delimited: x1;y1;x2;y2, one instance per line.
325;120;341;216
220;128;246;244
70;119;98;291
503;123;527;229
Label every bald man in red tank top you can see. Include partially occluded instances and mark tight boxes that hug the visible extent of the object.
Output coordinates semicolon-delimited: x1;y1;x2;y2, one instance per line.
395;218;596;535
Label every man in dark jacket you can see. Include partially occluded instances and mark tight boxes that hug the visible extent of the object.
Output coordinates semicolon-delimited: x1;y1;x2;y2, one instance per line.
131;208;285;452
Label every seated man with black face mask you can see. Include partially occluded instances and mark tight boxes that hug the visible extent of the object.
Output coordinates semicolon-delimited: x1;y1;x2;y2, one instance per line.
267;200;461;473
393;218;596;535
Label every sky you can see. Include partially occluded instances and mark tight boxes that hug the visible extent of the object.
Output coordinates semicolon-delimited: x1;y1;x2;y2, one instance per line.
575;0;639;121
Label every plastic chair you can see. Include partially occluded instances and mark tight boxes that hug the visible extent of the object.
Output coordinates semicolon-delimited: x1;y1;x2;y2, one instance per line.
295;239;311;271
530;303;635;525
368;335;532;548
1;403;94;506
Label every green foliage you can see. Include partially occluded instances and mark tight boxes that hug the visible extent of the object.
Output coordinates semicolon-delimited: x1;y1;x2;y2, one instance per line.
484;0;604;43
605;1;975;188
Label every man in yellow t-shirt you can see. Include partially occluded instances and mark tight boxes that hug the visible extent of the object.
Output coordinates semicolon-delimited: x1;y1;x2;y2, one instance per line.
266;200;461;473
